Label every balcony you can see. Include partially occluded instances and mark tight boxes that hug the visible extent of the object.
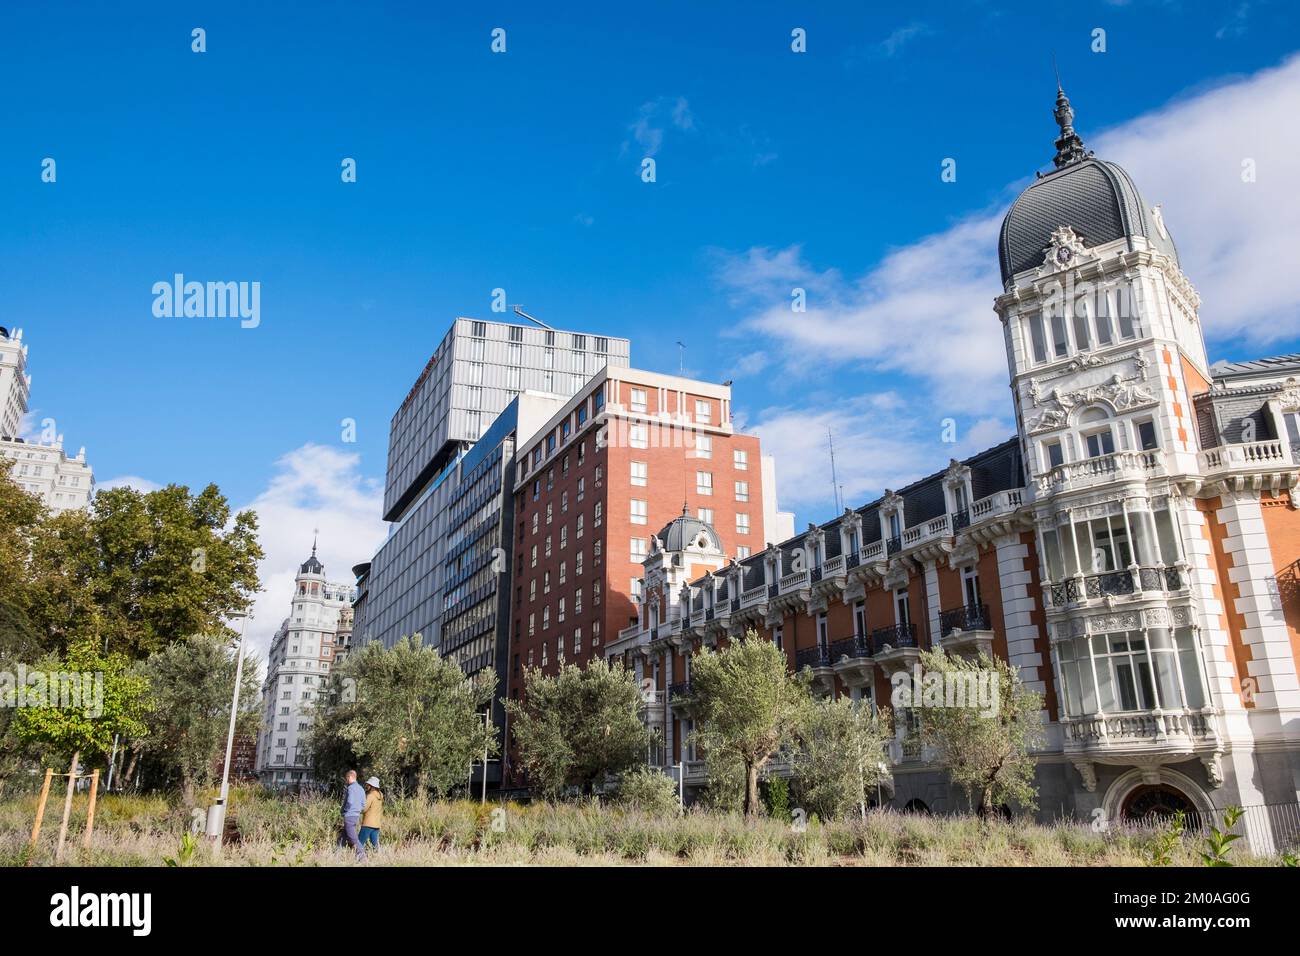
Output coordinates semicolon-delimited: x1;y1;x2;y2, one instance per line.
951;508;971;532
1063;707;1220;772
795;645;832;670
1036;450;1162;496
640;690;666;727
969;488;1024;524
829;635;875;687
871;622;920;675
1048;566;1185;608
1198;439;1292;473
668;682;694;713
937;602;994;658
779;569;811;594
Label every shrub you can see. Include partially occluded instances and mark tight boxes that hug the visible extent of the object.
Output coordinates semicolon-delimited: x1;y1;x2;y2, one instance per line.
616;767;680;816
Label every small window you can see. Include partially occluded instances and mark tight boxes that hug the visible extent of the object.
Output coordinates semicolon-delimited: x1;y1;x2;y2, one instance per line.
696;471;713;495
734;449;748;470
630;499;648;524
1085;430;1115;459
630;461;647;486
1136;420;1158;451
630;388;648;413
1045;440;1064;470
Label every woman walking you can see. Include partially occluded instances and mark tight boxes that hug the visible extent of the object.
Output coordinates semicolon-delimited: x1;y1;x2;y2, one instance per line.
359;776;384;852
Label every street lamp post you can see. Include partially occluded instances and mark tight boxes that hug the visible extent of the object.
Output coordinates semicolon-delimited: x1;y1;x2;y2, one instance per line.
207;611;249;842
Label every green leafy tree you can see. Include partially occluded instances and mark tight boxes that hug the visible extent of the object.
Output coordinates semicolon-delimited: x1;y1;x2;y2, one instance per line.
316;635;496;799
24;483;263;659
914;649;1045;816
0;467;45;612
506;658;648;798
10;638;150;775
305;670;362;786
688;631;810;816
139;634;261;804
795;697;894;821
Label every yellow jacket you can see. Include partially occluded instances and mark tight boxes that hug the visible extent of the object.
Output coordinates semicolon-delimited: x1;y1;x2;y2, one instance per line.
361;789;383;828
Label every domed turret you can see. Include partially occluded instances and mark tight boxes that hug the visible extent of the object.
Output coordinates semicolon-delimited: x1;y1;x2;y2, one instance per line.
655;505;723;554
998;85;1179;286
299;537;324;575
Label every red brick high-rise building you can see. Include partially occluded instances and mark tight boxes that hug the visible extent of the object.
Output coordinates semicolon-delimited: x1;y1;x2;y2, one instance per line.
504;367;792;777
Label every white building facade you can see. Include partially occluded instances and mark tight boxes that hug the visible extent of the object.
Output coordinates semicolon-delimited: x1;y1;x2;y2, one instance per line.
255;544;357;788
0;326;94;513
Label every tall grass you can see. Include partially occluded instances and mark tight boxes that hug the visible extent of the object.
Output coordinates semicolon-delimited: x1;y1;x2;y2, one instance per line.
0;787;1279;867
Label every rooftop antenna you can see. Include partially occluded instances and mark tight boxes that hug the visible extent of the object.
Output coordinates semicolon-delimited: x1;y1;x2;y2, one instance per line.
675;341;685;376
511;304;554;331
828;429;842;513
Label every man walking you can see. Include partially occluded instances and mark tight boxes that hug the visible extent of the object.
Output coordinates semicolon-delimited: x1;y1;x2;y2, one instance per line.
340;769;368;862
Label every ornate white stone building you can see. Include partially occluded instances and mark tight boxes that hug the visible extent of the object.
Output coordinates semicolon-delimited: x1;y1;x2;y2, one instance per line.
255;543;357;788
607;87;1300;849
0;326;94;513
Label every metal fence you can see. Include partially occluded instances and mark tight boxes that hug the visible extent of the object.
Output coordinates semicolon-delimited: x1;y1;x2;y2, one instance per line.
1115;801;1300;857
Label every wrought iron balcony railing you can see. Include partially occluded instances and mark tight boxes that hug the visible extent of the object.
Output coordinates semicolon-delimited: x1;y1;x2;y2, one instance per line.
938;602;992;637
951;508;971;532
871;622;916;648
829;635;872;661
1049;566;1186;607
795;645;832;669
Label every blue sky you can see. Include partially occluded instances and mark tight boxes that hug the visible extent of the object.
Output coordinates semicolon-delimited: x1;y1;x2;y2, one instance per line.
4;2;1299;650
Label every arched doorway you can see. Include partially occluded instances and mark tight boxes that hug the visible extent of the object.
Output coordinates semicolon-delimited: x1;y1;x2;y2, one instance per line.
902;799;931;815
1120;783;1204;831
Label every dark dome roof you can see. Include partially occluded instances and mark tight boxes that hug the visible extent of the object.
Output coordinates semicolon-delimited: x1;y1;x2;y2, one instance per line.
300;543;324;575
656;508;722;553
999;88;1178;285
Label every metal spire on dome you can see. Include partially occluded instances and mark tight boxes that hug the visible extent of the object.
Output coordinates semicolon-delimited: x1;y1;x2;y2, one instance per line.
1051;77;1091;169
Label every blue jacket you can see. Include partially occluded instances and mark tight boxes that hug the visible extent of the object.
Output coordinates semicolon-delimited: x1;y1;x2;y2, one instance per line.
341;781;366;818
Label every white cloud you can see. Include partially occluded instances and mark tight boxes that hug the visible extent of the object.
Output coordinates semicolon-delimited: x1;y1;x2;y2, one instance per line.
625;96;695;157
719;54;1300;519
237;443;386;669
96;475;162;493
877;23;929;58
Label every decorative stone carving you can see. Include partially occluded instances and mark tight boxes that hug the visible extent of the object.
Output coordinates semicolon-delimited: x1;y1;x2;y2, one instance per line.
1038;226;1092;276
1087;611;1140;633
1028;374;1160;434
1170;605;1194;626
1278;377;1300;413
1202;753;1224;789
1074;760;1097;792
1142;607;1169;628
